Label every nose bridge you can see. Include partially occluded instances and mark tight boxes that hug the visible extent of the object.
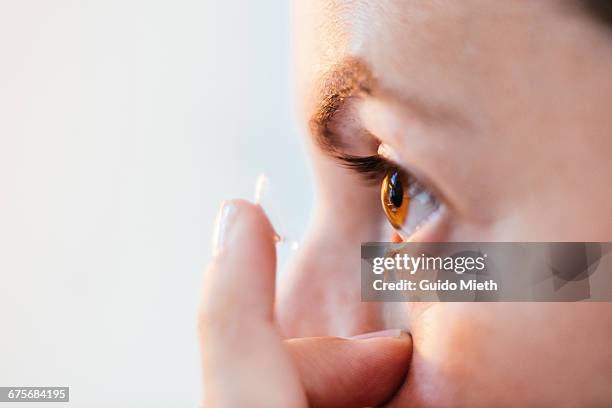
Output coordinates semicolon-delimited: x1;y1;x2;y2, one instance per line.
276;223;387;338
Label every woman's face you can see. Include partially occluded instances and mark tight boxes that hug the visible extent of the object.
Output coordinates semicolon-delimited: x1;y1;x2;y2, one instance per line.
277;0;612;406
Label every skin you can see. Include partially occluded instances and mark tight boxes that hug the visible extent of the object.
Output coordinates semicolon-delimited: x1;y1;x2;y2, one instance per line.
201;1;612;407
200;201;412;407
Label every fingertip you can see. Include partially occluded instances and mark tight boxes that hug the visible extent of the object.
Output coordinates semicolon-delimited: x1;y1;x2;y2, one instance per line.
202;198;280;333
288;335;413;407
212;199;276;257
355;333;413;370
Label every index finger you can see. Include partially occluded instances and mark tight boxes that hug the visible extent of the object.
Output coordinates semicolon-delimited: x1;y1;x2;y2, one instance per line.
199;200;306;407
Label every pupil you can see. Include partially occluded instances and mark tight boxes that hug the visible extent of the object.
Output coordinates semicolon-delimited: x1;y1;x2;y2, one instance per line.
389;172;404;208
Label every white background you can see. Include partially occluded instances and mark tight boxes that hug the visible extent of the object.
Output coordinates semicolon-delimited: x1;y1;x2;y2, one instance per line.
0;1;313;406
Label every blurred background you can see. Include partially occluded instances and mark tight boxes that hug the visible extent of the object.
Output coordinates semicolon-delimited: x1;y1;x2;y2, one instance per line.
0;1;313;406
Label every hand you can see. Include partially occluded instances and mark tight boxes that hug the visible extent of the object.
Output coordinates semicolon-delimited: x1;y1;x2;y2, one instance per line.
199;199;412;407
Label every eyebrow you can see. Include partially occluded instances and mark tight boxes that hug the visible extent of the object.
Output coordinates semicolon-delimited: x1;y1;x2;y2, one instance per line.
308;57;375;156
308;57;472;159
307;58;399;184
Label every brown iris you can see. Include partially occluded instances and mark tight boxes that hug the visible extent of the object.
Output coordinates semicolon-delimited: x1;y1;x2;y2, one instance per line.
380;170;409;229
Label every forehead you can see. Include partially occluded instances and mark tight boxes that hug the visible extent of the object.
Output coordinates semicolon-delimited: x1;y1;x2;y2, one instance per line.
294;0;566;117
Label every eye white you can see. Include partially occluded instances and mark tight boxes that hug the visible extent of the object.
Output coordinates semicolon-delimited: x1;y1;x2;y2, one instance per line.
396;183;441;240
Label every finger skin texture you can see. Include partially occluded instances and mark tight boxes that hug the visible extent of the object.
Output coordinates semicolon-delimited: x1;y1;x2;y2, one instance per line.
199;200;413;408
200;200;307;408
288;335;412;408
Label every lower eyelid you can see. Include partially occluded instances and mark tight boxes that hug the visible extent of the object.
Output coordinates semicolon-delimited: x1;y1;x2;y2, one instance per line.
397;204;441;240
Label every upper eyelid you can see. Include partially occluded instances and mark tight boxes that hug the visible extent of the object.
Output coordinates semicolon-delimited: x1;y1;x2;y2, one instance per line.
377;143;401;163
314;99;457;219
335;150;449;212
317;101;443;203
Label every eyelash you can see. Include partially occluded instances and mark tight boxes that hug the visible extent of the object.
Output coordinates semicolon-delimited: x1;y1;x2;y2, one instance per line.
336;152;441;205
336;153;397;184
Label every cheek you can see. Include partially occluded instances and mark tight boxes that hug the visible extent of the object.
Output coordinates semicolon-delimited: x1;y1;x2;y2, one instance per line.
402;304;520;407
393;304;612;408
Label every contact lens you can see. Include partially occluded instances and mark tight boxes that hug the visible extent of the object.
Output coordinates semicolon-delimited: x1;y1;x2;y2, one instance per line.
254;173;299;250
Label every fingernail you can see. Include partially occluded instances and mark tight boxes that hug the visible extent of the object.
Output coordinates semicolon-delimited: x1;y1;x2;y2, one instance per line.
350;329;406;339
212;201;237;256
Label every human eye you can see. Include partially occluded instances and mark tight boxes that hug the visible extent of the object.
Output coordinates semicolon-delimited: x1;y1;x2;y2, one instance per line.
380;167;440;239
336;143;442;240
